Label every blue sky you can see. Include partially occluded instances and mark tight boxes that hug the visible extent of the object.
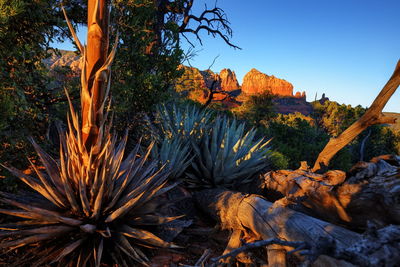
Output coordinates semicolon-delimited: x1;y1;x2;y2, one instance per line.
54;0;400;112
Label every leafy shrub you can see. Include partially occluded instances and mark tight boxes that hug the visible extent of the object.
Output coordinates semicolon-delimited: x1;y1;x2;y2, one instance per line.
269;151;289;170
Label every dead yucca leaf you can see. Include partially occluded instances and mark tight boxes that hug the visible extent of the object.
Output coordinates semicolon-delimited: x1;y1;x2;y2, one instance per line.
0;107;179;266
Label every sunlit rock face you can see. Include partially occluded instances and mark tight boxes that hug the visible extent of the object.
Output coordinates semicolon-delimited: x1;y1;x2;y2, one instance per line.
294;91;306;99
241;68;293;96
219;68;240;91
43;50;81;73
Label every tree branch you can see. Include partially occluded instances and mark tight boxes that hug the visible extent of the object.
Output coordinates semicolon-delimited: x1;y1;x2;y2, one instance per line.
312;60;400;172
178;1;241;49
211;238;307;263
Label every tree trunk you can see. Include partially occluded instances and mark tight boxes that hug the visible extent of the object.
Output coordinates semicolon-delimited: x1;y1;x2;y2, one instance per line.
83;0;110;149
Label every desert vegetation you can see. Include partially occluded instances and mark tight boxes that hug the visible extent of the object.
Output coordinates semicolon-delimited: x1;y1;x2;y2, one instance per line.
1;1;400;266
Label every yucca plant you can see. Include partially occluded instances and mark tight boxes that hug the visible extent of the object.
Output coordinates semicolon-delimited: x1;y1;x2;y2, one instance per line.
187;116;272;188
0;114;178;266
0;2;178;266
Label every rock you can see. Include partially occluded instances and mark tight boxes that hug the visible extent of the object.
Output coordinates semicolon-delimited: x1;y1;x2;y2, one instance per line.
319;93;329;104
43;50;81;91
241;68;293;96
219;68;240;91
43;50;81;74
175;65;209;93
294;91;306;99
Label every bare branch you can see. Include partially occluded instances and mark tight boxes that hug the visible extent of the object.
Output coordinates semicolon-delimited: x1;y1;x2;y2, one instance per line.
212;238;307;263
207;54;220;70
312;60;400;172
177;1;241;49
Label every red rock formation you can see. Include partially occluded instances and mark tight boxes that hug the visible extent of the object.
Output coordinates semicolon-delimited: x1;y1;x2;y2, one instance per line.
44;50;81;74
241;68;293;96
219;68;239;91
294;91;306;99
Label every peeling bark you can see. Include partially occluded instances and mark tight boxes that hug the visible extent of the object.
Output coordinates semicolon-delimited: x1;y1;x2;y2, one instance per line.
263;155;400;229
194;189;360;253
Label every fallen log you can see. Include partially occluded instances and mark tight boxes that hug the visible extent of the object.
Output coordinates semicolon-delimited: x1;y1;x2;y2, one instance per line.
262;155;400;229
194;189;360;265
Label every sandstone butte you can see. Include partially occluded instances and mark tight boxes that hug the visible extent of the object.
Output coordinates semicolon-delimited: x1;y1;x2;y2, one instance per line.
45;51;306;101
241;68;293;96
219;68;240;91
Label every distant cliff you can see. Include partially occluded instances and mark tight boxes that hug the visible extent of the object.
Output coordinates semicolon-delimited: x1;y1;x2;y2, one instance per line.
219;68;240;91
241;68;293;96
43;50;80;73
174;65;310;114
44;51;311;115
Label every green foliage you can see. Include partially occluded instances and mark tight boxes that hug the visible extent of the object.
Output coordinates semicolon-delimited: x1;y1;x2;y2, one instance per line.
154;103;213;141
174;65;206;93
263;114;330;169
0;0;84;180
151;138;193;179
111;0;184;120
269;151;289;170
312;100;366;136
187;116;271;188
352;125;400;161
233;92;277;126
150;103;211;178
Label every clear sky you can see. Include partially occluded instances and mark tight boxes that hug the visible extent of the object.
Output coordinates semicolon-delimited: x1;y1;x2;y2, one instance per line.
54;0;400;112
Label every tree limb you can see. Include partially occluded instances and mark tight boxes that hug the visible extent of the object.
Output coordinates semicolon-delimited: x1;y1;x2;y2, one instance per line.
312;60;400;172
211;238;307;263
178;1;241;49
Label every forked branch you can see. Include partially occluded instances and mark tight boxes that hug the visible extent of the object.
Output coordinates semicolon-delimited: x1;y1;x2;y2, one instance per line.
178;1;240;49
312;60;400;172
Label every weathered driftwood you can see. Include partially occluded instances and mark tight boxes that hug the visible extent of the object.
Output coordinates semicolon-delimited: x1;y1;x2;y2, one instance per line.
312;60;400;172
194;189;360;265
263;155;400;229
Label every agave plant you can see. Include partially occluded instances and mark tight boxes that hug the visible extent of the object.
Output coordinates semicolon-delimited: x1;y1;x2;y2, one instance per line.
151;137;193;180
154;103;212;141
0;3;178;266
150;103;212;179
154;104;272;188
186;116;272;188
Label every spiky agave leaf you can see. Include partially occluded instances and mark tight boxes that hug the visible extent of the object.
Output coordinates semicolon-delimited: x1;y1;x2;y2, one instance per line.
150;103;212;179
151;137;193;180
186;116;272;188
154;103;212;141
0;110;179;266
